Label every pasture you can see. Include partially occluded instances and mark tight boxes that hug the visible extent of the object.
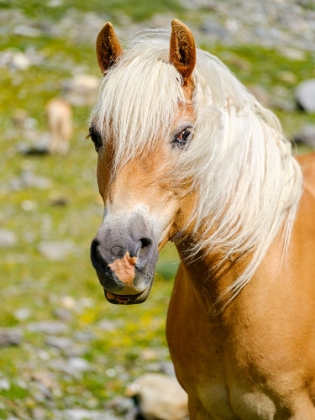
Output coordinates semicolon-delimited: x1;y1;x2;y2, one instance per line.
1;1;315;418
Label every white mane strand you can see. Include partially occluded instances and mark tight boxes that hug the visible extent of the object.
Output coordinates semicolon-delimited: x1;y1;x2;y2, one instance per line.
91;29;303;302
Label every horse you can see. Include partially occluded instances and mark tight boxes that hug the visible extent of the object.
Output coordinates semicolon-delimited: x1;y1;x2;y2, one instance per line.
45;97;72;154
89;19;315;419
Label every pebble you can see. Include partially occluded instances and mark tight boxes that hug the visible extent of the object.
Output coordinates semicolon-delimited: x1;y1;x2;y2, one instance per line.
27;320;68;335
293;124;315;148
0;229;17;248
62;74;100;107
0;328;23;347
37;240;75;260
53;409;113;420
295;79;315;112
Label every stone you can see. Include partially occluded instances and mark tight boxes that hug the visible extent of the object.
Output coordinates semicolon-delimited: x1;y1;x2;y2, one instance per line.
45;336;75;351
37;240;75;261
10;52;31;70
27;321;68;335
293;124;315;148
0;378;10;390
295;79;315;112
126;373;189;420
14;308;32;321
200;18;228;38
62;74;100;107
13;24;41;38
0;229;17;248
53;409;112;420
0;328;23;347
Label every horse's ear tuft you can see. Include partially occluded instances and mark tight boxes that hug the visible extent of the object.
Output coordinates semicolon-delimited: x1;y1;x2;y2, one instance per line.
170;19;196;85
96;22;122;75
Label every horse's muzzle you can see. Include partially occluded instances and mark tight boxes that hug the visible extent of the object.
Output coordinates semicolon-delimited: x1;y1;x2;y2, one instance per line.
90;214;159;304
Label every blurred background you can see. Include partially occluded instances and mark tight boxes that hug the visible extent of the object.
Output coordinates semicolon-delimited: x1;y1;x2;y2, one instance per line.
0;0;315;419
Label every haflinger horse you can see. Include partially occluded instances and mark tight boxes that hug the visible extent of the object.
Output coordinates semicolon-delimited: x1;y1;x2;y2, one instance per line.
89;19;315;420
45;97;72;155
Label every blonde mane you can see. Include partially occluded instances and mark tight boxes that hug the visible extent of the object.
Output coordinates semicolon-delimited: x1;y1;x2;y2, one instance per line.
91;28;303;301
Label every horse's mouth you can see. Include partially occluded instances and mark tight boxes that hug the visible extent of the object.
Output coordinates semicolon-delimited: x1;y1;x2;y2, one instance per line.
104;288;150;305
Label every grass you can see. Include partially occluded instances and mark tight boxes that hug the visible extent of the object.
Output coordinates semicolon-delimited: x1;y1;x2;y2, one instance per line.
0;0;315;417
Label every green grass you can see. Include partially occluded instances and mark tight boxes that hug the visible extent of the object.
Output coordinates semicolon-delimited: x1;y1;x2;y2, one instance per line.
0;0;184;22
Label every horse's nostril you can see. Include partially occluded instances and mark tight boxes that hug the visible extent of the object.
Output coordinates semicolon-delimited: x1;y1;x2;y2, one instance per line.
140;238;152;249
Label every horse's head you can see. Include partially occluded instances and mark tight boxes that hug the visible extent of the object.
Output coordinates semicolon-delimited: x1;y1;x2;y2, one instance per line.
89;20;197;305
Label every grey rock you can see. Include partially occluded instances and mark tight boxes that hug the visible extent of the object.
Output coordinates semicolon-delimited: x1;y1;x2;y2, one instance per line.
13;24;41;38
10;52;32;70
14;307;32;321
49;357;91;377
200;18;228;38
53;307;73;322
62;74;100;107
27;320;68;335
106;397;137;419
38;240;75;261
293;124;315;147
126;373;189;420
53;409;111;420
45;336;75;351
97;319;117;331
0;229;17;248
10;169;51;190
0;378;10;390
0;328;23;347
295;79;315;112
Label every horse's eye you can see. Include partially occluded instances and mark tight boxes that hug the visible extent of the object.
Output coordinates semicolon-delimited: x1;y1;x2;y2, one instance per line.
88;126;103;152
172;127;193;149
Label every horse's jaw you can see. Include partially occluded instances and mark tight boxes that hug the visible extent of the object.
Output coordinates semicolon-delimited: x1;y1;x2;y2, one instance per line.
104;283;153;305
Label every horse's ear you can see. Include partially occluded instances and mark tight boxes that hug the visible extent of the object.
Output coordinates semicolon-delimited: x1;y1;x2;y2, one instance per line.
170;19;196;85
96;22;122;74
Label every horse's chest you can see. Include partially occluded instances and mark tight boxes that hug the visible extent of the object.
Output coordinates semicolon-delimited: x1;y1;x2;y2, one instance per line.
166;283;276;419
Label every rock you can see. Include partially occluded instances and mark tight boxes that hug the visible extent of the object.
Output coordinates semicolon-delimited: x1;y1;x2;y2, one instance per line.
27;320;68;335
49;357;91;377
45;336;75;351
10;52;32;70
0;378;10;390
37;240;75;261
97;319;117;331
200;18;228;38
106;397;137;419
9;169;51;190
14;308;32;321
0;229;17;248
126;373;189;420
280;47;306;61
293;124;315;147
13;24;41;38
53;409;111;420
62;74;100;107
53;307;73;321
18;135;50;156
295;79;315;112
0;328;23;347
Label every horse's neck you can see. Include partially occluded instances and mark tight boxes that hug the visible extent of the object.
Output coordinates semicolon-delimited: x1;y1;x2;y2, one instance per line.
175;240;246;314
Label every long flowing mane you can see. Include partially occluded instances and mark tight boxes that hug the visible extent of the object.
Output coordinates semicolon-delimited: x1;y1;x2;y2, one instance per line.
91;28;302;301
